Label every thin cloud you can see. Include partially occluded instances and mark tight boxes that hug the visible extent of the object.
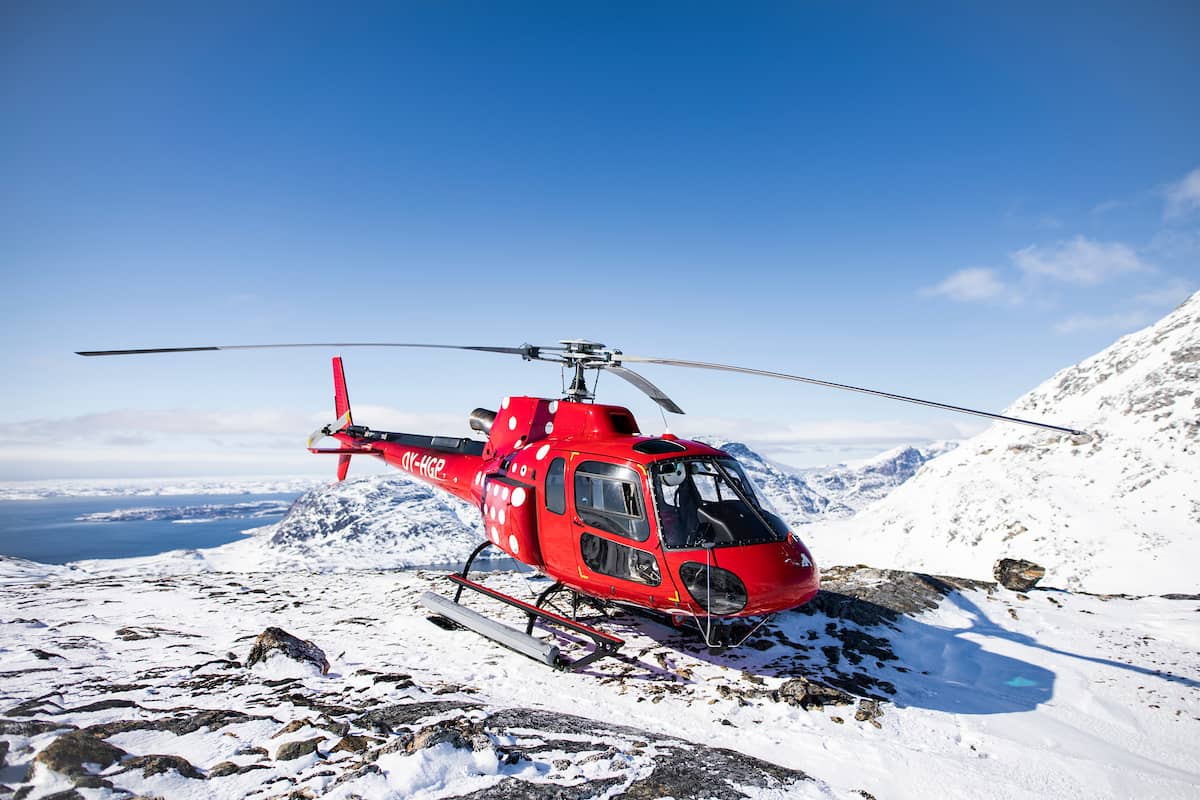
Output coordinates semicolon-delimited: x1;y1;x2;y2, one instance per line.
1135;277;1196;308
1164;167;1200;221
1053;310;1153;335
1011;236;1150;286
920;268;1012;303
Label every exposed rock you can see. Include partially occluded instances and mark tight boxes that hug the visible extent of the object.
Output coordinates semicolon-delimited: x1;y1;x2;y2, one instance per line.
994;558;1047;592
809;565;993;627
855;699;884;728
446;776;623;799
246;627;330;675
773;677;855;710
409;724;471;752
117;754;204;779
0;719;74;736
620;739;808;799
5;697;64;717
85;708;268;738
209;760;271;778
0;739;7;767
330;734;377;754
351;700;477;734
479;707;811;799
34;730;126;778
29;649;64;660
271;719;312;738
275;736;324;761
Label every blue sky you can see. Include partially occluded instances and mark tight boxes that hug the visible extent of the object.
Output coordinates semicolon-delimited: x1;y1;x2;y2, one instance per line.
2;2;1198;478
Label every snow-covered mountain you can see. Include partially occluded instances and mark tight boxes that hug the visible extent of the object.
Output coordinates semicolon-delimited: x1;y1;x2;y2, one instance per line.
268;475;487;568
810;290;1200;594
706;440;855;526
703;439;954;528
801;442;958;512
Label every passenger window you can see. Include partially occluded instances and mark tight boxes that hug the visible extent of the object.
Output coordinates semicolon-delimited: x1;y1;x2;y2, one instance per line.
579;533;661;586
545;458;566;515
573;460;649;541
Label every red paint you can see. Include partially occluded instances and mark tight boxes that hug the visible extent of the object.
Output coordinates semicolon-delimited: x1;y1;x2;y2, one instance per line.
312;359;820;620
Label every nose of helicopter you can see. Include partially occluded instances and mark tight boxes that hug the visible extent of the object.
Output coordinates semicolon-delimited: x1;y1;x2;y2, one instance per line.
694;536;820;617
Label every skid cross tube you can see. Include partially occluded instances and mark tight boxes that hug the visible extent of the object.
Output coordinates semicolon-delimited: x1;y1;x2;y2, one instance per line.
446;574;624;671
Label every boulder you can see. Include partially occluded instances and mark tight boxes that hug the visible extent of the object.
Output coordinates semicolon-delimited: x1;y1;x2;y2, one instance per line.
34;730;126;778
994;559;1046;592
117;754;203;779
276;736;324;761
245;627;329;675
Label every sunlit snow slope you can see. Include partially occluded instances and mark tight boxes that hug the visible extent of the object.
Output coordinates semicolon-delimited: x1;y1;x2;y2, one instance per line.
809;291;1200;594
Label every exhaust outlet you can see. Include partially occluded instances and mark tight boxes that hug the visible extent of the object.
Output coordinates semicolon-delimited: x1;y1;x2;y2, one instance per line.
469;408;497;435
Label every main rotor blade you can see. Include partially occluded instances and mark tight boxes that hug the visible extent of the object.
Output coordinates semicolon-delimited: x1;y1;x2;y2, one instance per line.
602;364;686;415
617;354;1086;436
76;343;560;358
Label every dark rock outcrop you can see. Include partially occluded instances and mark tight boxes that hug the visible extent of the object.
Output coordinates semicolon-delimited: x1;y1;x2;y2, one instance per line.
245;627;329;675
994;558;1046;592
352;701;477;735
33;731;126;778
117;754;204;779
276;736;324;761
811;565;993;627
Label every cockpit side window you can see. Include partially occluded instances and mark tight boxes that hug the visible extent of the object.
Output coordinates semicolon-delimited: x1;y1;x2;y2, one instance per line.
572;460;650;542
545;457;566;515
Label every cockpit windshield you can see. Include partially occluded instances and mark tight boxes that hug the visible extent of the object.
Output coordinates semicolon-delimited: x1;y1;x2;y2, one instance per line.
651;457;789;549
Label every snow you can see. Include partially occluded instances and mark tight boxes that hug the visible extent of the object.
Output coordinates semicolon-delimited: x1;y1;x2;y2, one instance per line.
809;290;1200;594
0;567;1195;799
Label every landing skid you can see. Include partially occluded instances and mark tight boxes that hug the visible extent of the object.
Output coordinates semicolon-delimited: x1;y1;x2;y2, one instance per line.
419;542;624;672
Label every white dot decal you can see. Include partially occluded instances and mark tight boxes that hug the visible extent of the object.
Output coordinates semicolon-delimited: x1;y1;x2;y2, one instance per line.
548;400;558;414
498;508;506;525
514;438;524;449
490;484;498;496
502;487;511;501
520;465;527;477
489;525;498;542
512;487;527;507
489;506;496;520
544;422;554;435
508;535;520;554
536;444;551;461
502;397;511;409
508;417;517;431
475;471;482;485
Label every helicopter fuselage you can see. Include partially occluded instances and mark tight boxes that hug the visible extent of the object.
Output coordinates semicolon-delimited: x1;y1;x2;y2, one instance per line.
320;389;820;620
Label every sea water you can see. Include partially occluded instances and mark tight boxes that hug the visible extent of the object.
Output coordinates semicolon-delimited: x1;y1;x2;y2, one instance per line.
0;493;301;564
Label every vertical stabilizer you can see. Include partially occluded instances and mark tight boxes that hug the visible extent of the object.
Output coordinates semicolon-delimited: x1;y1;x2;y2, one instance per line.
333;357;353;481
333;356;353;425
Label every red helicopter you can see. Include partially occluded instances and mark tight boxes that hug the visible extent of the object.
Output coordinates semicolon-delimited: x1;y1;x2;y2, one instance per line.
78;340;1083;670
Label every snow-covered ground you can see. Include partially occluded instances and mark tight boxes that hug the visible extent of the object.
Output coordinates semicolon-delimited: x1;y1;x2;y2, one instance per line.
1;560;1196;799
